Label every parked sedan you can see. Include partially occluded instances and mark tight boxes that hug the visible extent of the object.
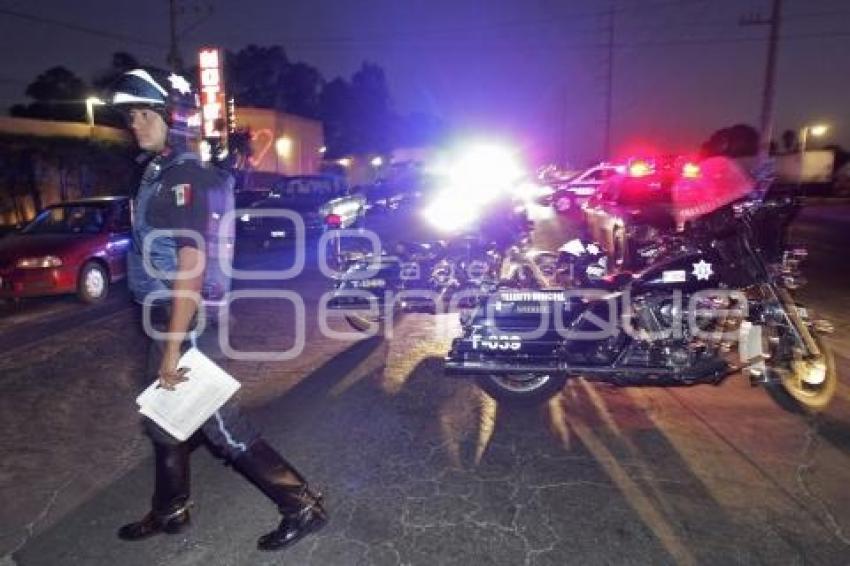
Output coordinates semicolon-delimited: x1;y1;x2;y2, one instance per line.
582;157;713;270
360;180;406;212
549;163;622;213
583;180;676;270
237;175;366;246
0;196;132;303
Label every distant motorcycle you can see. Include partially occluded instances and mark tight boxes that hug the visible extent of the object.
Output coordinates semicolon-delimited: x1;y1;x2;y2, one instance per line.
328;192;533;327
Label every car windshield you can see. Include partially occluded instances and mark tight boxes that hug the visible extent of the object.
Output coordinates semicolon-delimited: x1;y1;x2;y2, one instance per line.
22;204;107;235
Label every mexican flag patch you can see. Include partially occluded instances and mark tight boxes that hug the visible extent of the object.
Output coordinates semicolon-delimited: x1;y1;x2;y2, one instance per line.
171;184;192;207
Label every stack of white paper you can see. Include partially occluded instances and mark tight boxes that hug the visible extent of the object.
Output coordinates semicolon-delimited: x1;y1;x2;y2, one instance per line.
136;347;241;442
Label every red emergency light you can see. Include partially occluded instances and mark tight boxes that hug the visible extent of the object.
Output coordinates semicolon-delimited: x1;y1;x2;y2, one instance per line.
324;213;342;229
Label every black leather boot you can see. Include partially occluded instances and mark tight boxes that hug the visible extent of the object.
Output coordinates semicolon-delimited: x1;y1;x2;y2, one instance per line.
118;442;191;541
256;485;327;551
232;440;328;551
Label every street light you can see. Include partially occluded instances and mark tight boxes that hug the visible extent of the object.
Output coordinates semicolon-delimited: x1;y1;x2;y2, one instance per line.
275;136;293;158
85;96;106;129
800;123;829;155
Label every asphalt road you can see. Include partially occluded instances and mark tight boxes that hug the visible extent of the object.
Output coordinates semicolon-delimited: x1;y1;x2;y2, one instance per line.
1;203;849;565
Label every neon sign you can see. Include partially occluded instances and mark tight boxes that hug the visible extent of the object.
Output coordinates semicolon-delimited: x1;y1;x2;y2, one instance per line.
198;47;226;139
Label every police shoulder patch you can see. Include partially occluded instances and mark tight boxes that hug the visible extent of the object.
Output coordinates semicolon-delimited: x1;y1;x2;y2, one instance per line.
171;184;192;207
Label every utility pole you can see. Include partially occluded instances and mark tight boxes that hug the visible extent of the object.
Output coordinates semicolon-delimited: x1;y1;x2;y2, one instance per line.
166;0;184;71
741;0;783;159
603;3;616;161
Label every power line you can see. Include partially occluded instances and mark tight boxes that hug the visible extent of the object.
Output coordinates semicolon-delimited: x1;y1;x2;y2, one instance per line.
2;3;843;54
784;9;850;20
188;0;711;46
614;29;850;48
2;1;840;52
194;4;847;50
244;28;849;51
0;7;166;49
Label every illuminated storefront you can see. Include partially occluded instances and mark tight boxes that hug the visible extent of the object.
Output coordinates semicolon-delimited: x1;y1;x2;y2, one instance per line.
197;47;324;177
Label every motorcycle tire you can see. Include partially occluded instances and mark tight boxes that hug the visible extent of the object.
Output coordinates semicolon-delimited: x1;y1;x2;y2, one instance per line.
769;332;837;413
476;373;568;405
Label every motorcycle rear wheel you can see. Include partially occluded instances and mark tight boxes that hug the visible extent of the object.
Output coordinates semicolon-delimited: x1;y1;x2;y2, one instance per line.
774;332;837;412
476;373;568;405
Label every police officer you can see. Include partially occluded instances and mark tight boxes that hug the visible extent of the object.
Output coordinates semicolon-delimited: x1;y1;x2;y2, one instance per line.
110;68;327;551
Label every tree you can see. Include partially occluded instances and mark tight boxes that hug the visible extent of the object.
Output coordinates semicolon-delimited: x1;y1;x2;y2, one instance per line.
220;127;254;188
0;135;136;223
350;62;393;154
93;52;141;91
10;66;89;122
0;148;41;222
700;123;760;158
224;45;325;119
223;47;402;155
319;63;445;156
226;45;290;110
319;77;355;157
281;62;322;119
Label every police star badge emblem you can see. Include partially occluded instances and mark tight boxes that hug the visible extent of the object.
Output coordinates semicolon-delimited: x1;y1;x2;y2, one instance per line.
168;73;193;95
692;259;714;281
172;184;192;206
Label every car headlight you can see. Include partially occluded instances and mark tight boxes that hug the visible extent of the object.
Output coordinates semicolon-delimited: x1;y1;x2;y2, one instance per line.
240;213;252;222
16;255;63;269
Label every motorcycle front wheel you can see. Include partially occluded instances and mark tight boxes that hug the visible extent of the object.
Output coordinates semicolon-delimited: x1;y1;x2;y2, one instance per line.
773;332;837;412
476;373;568;405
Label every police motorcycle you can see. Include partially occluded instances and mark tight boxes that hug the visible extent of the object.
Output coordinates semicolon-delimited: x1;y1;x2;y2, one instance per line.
327;240;451;330
443;157;837;411
327;164;533;328
326;212;529;331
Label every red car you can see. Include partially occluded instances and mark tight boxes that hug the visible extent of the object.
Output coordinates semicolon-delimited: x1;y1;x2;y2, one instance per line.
0;196;132;303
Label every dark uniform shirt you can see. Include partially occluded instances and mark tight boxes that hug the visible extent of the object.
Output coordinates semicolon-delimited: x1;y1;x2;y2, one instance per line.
128;150;223;304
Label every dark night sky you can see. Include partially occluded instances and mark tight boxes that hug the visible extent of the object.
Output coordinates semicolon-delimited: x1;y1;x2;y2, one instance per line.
1;0;848;164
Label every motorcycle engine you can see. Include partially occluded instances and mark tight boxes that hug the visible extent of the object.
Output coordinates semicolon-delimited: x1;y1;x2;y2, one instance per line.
621;293;694;368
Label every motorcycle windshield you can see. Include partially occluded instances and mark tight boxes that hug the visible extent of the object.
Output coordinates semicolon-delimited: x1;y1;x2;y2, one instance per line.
671;156;755;224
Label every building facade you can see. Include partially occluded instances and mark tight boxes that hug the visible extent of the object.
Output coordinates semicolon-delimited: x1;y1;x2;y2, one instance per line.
0;108;325;225
232;107;324;179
